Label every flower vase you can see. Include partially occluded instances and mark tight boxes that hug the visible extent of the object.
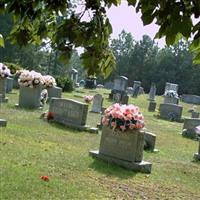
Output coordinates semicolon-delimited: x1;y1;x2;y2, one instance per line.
18;85;42;109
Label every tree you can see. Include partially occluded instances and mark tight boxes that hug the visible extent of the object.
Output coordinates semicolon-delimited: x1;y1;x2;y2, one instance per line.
0;0;199;76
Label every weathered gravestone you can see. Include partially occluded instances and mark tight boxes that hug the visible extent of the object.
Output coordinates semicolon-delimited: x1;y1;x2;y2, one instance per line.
0;78;8;102
191;111;199;118
0;119;7;127
109;76;128;100
164;96;179;105
144;132;157;152
91;94;103;113
159;103;183;121
89;126;152;173
182;118;200;139
18;85;42;109
49;98;89;130
164;82;178;93
132;81;141;98
47;86;62;103
148;83;156;101
182;94;200;105
148;101;156;112
138;87;144;95
6;77;13;93
194;142;200;161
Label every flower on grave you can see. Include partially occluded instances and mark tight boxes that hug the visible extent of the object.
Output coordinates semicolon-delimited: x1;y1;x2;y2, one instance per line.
0;63;11;79
47;111;54;121
102;103;145;132
18;70;44;88
164;90;179;98
43;75;56;88
84;95;93;103
40;175;49;181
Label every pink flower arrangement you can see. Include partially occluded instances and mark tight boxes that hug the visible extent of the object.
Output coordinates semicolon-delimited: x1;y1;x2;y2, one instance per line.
43;75;56;88
0;63;11;78
84;95;93;103
102;103;145;132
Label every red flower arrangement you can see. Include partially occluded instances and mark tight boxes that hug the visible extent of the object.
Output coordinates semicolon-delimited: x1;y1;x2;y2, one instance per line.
47;112;54;121
40;175;49;181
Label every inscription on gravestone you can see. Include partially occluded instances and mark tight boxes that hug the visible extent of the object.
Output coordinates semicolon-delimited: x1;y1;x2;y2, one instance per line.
49;98;88;129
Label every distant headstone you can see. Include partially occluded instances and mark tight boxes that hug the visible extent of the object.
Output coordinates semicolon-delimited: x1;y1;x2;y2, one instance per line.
148;101;156;112
164;96;179;104
71;68;78;87
165;82;178;93
47;86;62;103
0;78;8;102
91;94;103;113
104;82;114;89
144;132;157;152
18;85;42;109
89;126;152;173
138;87;144;95
113;93;121;103
6;77;13;93
0;119;7;127
132;81;141;98
182;94;200;105
96;84;104;88
49;98;89;130
159;103;183;121
84;77;97;89
193;142;200;161
148;83;156;101
13;77;19;89
191;111;199;118
182;118;200;139
127;87;134;95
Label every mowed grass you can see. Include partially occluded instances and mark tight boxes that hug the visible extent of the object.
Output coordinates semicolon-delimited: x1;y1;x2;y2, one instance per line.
0;89;200;200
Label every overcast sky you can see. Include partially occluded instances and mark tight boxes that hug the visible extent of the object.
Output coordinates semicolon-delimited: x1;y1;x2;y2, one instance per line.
107;2;166;47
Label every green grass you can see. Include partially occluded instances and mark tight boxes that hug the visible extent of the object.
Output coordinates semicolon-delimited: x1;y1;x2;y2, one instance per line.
0;89;200;200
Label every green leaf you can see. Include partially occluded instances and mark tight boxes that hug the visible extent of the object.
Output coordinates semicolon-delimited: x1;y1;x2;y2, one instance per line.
193;52;200;65
127;0;137;6
0;34;4;47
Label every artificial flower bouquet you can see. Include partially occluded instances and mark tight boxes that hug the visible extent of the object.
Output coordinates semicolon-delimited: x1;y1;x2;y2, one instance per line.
84;95;93;103
102;103;145;132
0;63;11;79
164;90;179;98
43;75;56;88
18;70;44;88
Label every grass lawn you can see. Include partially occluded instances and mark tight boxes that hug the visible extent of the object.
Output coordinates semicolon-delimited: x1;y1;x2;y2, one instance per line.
0;88;200;200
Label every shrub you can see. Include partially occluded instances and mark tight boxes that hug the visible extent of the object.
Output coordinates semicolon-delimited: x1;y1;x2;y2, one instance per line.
56;76;73;92
4;62;23;75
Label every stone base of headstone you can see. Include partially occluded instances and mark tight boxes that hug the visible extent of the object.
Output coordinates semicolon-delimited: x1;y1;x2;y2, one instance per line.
144;132;157;152
148;101;156;112
193;153;200;161
96;122;102;130
159;103;183;121
164;96;179;104
88;127;99;134
0;119;7;127
89;150;152;173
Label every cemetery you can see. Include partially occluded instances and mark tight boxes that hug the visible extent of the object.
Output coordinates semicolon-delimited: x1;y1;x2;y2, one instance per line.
0;1;200;199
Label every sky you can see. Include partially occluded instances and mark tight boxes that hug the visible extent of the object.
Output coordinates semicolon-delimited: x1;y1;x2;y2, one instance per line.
107;1;166;47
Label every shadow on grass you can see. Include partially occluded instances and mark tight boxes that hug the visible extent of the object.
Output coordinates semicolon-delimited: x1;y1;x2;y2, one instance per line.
89;159;137;179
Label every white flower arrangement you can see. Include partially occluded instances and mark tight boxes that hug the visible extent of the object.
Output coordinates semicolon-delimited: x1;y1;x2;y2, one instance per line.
43;75;56;88
18;70;44;88
164;90;179;98
0;63;11;79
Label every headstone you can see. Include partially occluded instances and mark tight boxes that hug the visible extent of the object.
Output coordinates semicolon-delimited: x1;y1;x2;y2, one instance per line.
127;87;134;95
182;94;200;105
18;85;42;109
71;68;78;87
132;81;141;98
193;142;200;161
164;82;178;93
13;77;19;89
47;86;62;103
6;77;13;93
84;77;97;89
0;119;7;127
182;118;200;139
121;95;129;105
144;132;156;152
191;111;199;118
49;98;89;130
164;96;179;104
138;87;144;95
113;93;121;103
79;80;85;87
159;103;183;121
91;94;103;113
148;101;156;112
148;83;156;101
89;126;152;173
0;78;8;102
